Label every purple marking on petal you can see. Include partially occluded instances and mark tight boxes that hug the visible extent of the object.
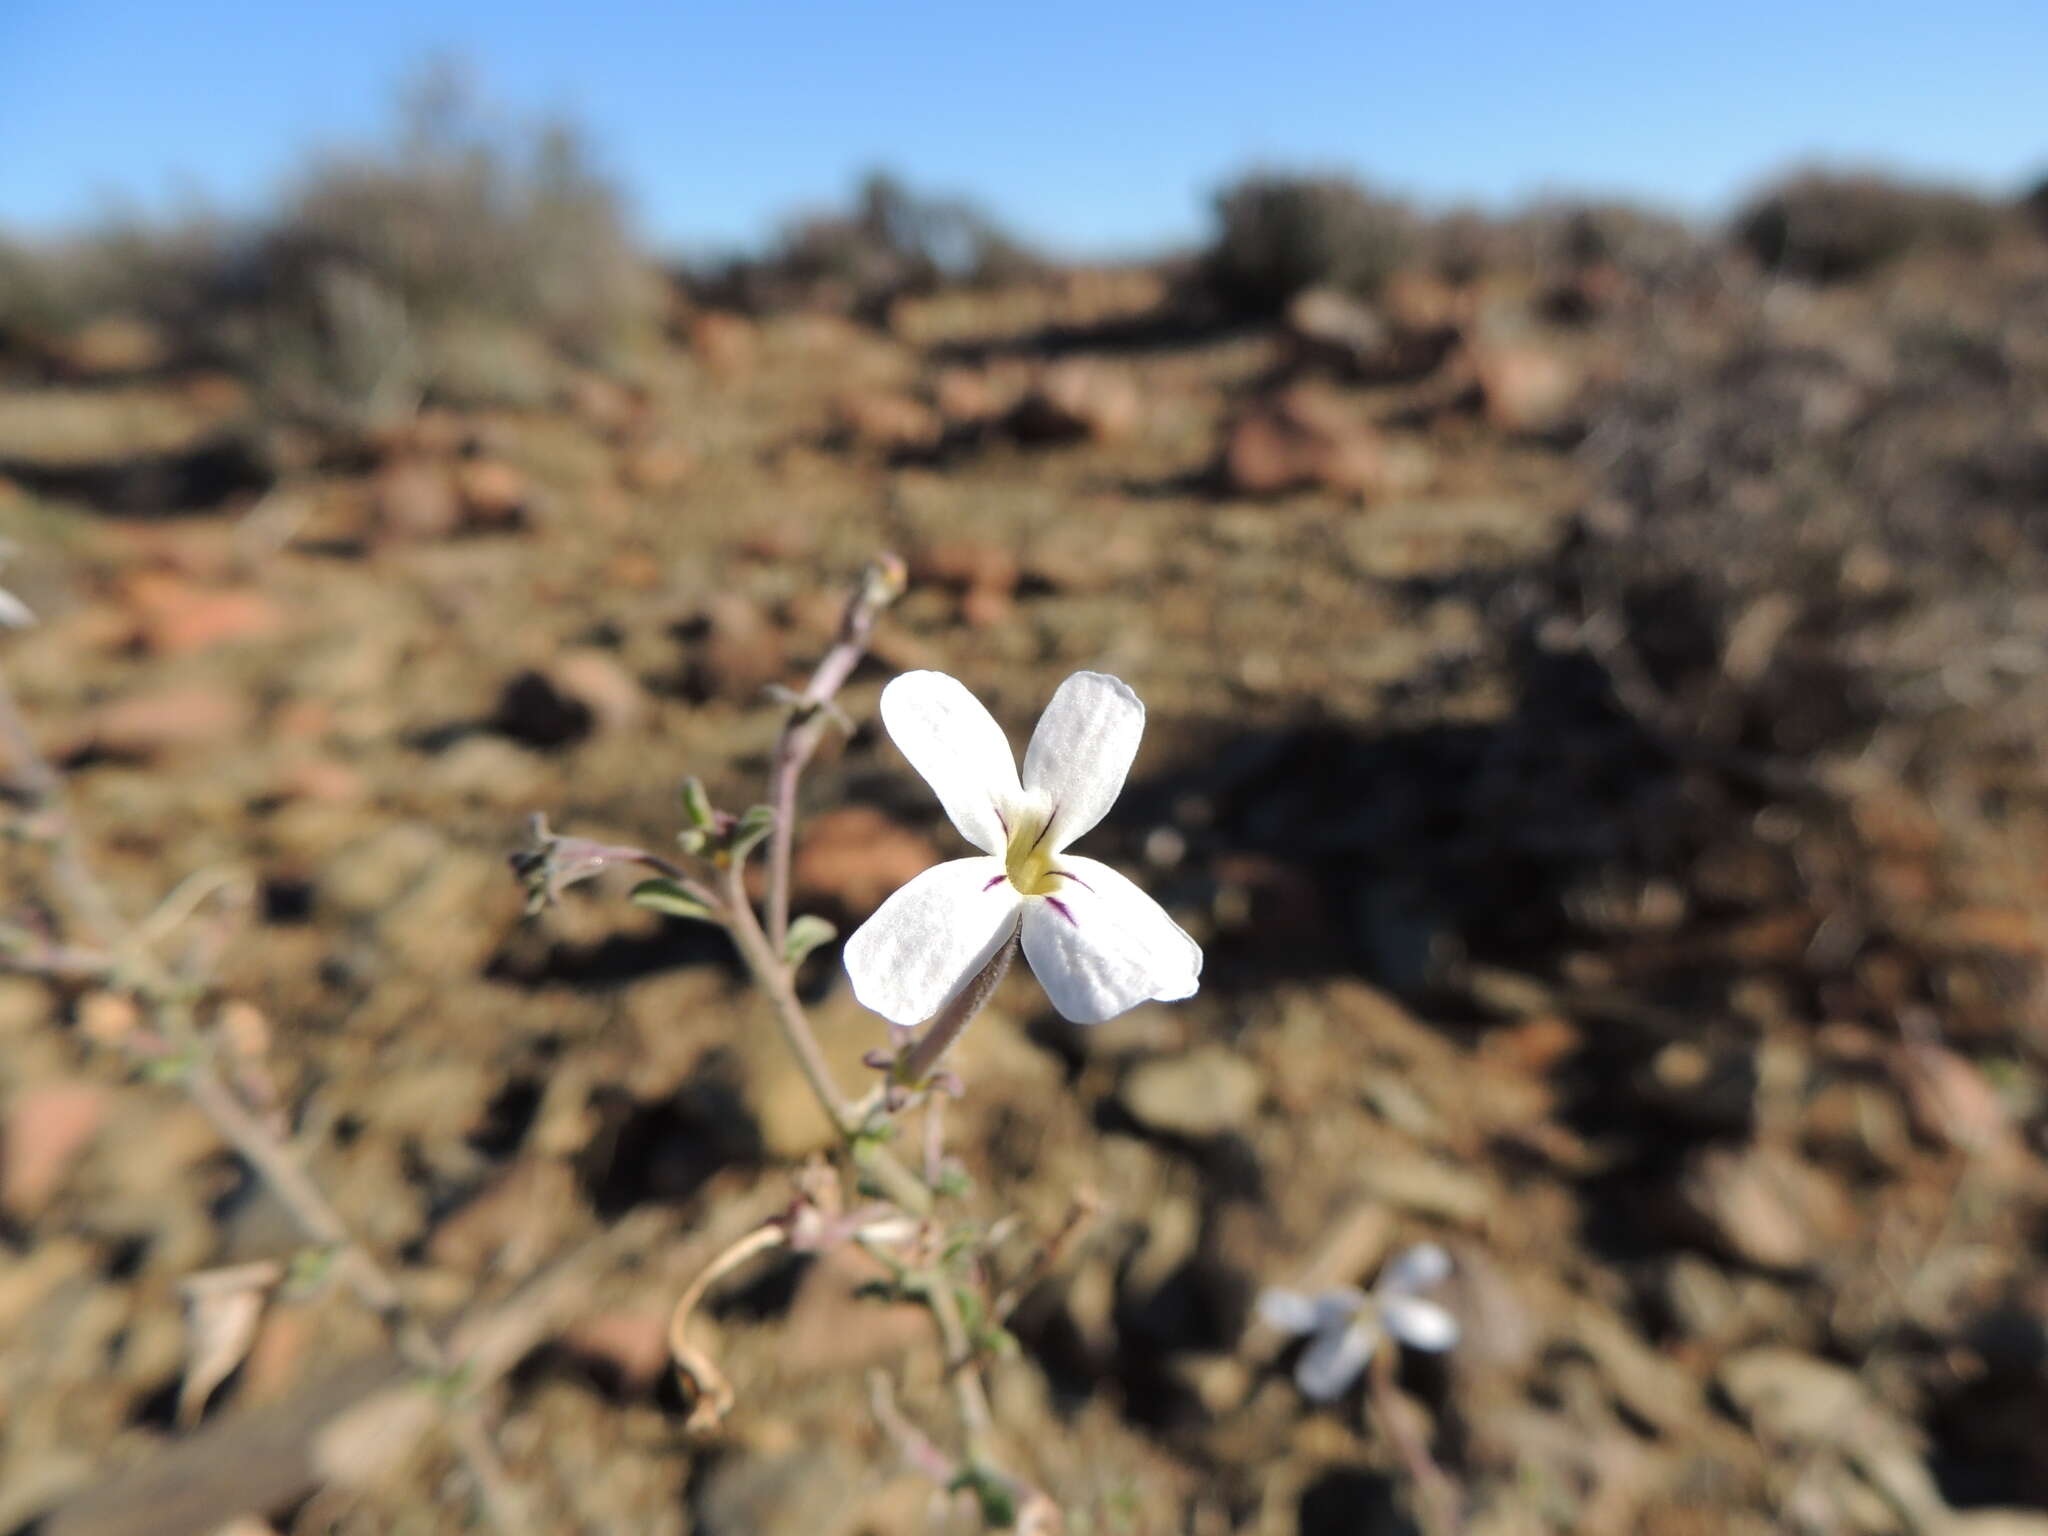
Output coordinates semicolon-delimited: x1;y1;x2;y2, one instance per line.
1046;896;1079;927
981;874;1007;893
1053;868;1095;893
1025;804;1060;857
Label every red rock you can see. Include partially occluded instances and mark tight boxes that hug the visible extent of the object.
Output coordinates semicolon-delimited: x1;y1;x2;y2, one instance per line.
180;372;252;415
911;541;1020;597
1379;268;1468;336
277;757;368;805
696;593;787;701
1928;907;2047;956
1472;344;1582;434
689;311;758;376
605;550;663;590
737;521;813;564
76;991;141;1048
911;541;1018;628
1220;384;1386;497
57;316;170;379
832;390;943;455
1680;1145;1850;1270
77;684;251;760
561;1309;672;1395
958;584;1013;629
454;459;528;526
780;1246;932;1372
619;437;692;494
1008;360;1142;444
548;649;647;738
1893;1041;2014;1155
932;366;1006;427
792;806;941;918
565;372;647;436
371;458;460;540
123;571;284;657
2;1080;108;1220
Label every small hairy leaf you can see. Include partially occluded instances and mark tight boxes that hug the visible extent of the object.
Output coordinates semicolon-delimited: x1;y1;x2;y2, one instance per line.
784;913;838;965
631;878;716;922
680;776;715;829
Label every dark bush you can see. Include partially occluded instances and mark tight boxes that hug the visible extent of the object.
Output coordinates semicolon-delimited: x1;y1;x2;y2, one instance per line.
1203;172;1415;317
1733;169;2006;282
694;171;1044;320
1;63;656;431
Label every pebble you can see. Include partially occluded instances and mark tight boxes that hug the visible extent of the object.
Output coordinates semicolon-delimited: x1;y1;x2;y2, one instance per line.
1120;1046;1262;1139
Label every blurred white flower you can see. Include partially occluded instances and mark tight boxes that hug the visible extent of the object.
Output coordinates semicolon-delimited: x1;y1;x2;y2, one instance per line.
0;541;31;628
843;670;1202;1026
1258;1242;1460;1400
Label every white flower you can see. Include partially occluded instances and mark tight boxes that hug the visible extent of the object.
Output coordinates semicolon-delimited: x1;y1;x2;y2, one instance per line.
1257;1242;1460;1401
843;670;1201;1026
0;541;31;629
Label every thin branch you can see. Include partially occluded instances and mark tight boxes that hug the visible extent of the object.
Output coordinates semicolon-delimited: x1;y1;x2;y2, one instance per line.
764;554;906;954
0;664;125;948
1368;1344;1463;1536
0;659;532;1534
992;1189;1101;1326
666;1222;791;1433
923;1265;996;1465
866;1369;960;1485
718;854;934;1217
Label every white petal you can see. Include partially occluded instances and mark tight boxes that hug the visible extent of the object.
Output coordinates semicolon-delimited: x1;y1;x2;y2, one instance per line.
1295;1318;1379;1401
1378;1242;1452;1296
0;586;32;628
1258;1287;1370;1336
1256;1289;1321;1334
1021;671;1145;852
843;857;1021;1025
1019;856;1201;1024
1380;1295;1459;1353
879;671;1022;856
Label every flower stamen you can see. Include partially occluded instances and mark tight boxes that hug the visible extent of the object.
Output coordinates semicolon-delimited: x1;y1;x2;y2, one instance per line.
1003;806;1064;896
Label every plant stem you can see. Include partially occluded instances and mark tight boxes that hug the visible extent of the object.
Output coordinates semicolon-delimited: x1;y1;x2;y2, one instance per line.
764;555;903;954
924;1265;996;1466
899;933;1019;1087
718;858;934;1217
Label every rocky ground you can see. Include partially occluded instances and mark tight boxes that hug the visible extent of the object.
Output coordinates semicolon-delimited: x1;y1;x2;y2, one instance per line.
3;212;2048;1536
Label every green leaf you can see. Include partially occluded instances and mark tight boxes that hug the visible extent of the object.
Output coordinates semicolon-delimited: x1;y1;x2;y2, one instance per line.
630;878;717;922
935;1164;973;1200
947;1466;1019;1528
730;804;776;859
284;1246;337;1297
783;913;837;965
680;776;715;829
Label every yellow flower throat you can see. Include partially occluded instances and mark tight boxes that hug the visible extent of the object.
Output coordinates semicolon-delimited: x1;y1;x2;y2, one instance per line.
1003;807;1063;896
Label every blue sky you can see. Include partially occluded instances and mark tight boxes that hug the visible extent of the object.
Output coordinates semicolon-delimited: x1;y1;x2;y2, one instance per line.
3;1;2043;258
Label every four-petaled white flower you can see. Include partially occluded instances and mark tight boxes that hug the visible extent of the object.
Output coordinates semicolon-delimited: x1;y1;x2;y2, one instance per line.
1257;1242;1460;1401
843;670;1201;1026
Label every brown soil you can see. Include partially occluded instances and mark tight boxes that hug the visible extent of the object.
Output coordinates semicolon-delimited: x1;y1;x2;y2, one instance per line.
4;238;2048;1536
